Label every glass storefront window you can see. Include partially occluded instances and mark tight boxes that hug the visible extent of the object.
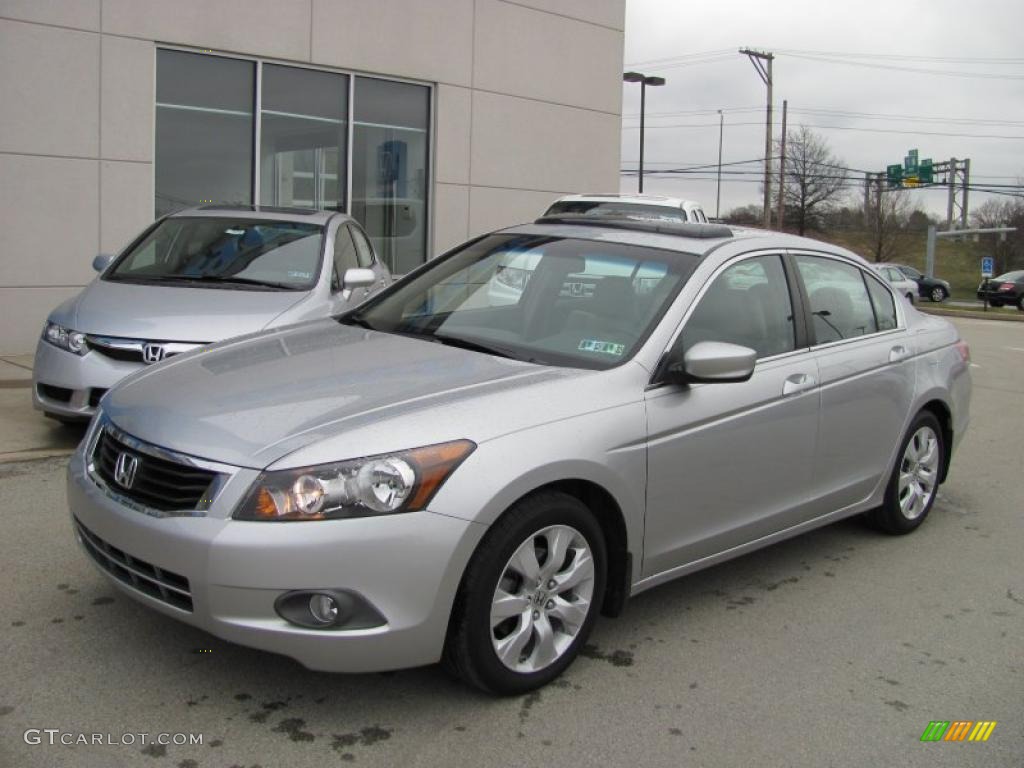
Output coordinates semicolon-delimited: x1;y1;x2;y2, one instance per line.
259;65;348;211
155;50;254;218
155;52;431;270
351;77;430;274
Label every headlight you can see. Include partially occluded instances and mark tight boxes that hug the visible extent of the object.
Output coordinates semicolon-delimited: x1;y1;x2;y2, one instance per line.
43;322;88;356
234;440;476;521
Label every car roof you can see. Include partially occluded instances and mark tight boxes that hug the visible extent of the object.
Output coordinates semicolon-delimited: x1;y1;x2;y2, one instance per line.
501;215;868;263
552;193;704;211
167;205;344;225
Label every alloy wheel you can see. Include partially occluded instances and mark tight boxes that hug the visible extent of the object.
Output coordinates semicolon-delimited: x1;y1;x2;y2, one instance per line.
489;525;595;673
898;426;939;520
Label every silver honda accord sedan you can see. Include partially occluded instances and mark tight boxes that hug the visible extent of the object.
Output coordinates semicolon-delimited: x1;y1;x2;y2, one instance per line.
34;205;390;422
67;216;971;694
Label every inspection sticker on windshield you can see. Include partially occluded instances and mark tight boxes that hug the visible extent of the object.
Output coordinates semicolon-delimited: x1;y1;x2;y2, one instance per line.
287;270;312;279
578;339;625;356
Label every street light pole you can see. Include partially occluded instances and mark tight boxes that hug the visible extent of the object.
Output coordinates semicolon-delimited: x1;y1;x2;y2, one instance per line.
623;71;666;195
716;109;724;219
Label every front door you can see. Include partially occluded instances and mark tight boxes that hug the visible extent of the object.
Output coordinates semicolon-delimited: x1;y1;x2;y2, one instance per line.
643;253;820;577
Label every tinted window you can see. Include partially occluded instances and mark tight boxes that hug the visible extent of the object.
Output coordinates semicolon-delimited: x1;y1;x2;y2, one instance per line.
260;64;348;210
865;273;898;331
899;265;922;279
108;217;323;290
682;255;796;359
795;255;877;343
156;51;254;217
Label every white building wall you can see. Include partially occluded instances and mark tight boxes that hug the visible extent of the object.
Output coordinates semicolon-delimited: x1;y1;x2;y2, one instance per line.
0;0;625;353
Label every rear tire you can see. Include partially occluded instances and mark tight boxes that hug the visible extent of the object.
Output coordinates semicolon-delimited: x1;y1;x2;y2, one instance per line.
866;411;944;535
905;293;915;304
1017;297;1024;311
443;491;606;695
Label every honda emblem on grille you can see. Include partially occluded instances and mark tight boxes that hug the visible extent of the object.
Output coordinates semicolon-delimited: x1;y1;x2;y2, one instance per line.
142;344;166;364
113;451;139;489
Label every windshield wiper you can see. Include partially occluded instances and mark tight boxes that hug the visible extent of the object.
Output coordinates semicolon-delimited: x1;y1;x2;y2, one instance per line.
178;274;297;290
430;333;521;360
338;312;377;331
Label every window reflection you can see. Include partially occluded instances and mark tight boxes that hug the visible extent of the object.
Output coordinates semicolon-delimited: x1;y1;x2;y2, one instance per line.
155;50;254;217
259;65;348;210
351;77;430;275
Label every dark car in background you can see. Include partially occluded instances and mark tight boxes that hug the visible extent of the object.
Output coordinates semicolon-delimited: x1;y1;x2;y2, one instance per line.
976;270;1024;310
894;264;951;303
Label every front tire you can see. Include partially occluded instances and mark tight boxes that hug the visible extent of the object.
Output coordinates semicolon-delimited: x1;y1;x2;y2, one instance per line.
929;286;947;302
866;411;944;534
444;491;606;695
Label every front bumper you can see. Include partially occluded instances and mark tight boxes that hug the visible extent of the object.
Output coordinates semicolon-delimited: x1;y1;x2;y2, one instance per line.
66;444;486;673
32;340;143;420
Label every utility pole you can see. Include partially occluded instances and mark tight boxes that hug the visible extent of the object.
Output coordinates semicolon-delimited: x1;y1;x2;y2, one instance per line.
946;156;957;230
740;48;774;229
716;109;724;219
776;99;787;230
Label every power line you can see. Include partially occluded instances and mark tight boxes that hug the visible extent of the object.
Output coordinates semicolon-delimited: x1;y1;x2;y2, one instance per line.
775;48;1024;65
781;52;1024;80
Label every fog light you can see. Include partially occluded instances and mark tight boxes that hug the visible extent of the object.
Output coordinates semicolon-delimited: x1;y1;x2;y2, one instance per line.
309;594;339;625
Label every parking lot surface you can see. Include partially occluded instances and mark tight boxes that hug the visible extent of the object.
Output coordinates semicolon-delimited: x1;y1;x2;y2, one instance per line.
0;317;1021;767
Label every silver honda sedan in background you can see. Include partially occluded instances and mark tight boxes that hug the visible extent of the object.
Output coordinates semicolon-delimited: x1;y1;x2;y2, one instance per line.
67;215;971;694
34;206;390;422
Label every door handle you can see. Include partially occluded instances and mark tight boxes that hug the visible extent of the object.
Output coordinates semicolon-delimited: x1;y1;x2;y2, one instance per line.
782;373;817;396
889;344;910;363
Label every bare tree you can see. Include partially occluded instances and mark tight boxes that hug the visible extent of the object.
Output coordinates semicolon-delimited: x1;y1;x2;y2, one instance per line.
972;196;1024;272
866;187;912;262
774;126;848;235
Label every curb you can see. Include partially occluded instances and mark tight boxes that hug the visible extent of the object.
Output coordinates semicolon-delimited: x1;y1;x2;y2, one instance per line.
918;306;1024;323
0;448;74;464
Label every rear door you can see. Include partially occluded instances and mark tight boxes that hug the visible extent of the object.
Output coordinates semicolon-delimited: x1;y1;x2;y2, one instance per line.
643;252;820;576
790;252;915;513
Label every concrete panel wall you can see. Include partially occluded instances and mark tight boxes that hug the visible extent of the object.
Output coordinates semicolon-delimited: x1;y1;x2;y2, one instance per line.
0;0;624;353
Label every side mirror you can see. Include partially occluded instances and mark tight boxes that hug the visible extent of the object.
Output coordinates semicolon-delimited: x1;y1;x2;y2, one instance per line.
92;253;115;273
343;268;376;289
339;267;376;300
658;340;757;385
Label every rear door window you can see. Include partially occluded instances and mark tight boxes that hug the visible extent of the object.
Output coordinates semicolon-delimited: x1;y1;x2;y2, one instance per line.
794;255;878;343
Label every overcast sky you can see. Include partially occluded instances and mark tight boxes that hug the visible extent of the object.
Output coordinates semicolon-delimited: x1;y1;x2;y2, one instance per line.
619;0;1024;220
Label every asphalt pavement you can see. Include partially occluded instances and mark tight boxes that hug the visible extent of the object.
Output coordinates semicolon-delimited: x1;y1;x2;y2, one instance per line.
0;317;1021;768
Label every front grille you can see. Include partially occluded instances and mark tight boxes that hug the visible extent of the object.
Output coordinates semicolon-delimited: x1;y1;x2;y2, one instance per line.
75;518;193;611
38;383;73;402
93;428;219;512
88;388;107;407
89;343;143;363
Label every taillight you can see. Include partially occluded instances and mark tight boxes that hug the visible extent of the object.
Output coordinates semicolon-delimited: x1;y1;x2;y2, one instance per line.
955;340;970;363
998;282;1014;291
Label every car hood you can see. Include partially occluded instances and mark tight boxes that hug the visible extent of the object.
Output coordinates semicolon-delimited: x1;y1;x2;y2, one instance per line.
67;278;309;341
102;319;571;468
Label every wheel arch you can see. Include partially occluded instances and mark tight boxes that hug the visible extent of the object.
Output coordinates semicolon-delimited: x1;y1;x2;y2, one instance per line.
919;398;953;483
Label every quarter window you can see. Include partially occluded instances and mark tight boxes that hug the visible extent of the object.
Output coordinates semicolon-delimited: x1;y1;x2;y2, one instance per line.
794;255;877;343
350;226;376;268
865;273;898;331
682;255;796;359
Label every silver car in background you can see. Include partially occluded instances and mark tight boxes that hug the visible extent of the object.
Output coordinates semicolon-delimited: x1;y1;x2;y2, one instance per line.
34;206;390;422
67;216;971;694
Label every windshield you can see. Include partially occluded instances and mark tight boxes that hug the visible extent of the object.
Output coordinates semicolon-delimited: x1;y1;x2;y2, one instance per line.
546;200;688;223
106;217;325;290
342;234;697;370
